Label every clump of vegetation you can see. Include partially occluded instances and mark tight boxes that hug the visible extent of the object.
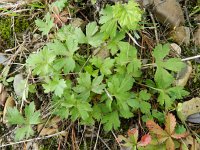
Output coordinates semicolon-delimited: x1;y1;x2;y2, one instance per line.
2;0;199;149
0;16;29;49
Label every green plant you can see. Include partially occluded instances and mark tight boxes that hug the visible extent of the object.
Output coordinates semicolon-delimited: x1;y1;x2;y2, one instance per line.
12;0;189;141
27;1;188;131
6;102;41;141
151;44;189;108
35;13;54;35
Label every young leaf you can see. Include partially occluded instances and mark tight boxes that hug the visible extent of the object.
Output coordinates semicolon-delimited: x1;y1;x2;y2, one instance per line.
90;57;115;75
107;31;125;55
116;42;141;77
86;22;103;47
153;44;185;89
43;78;67;97
25;102;40;125
91;75;106;94
74;73;105;100
7;107;25;125
35;13;54;35
154;67;174;89
153;44;170;61
71;101;93;121
128;90;151;114
101;111;120;131
26;47;56;76
99;5;118;38
7;102;41;141
113;0;142;30
167;87;189;100
56;25;86;43
15;125;34;141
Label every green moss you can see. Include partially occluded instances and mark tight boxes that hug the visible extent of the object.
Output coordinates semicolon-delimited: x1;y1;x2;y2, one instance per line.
0;18;11;41
0;16;30;49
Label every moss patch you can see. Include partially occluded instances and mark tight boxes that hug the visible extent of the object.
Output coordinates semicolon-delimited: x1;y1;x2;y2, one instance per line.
0;16;30;50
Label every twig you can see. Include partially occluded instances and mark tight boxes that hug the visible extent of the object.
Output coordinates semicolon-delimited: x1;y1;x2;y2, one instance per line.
142;55;200;69
104;89;113;101
127;32;145;48
0;1;26;9
78;125;86;147
148;11;159;44
0;0;42;9
0;130;68;148
20;70;31;112
184;0;197;52
79;55;91;73
181;55;200;61
98;136;111;150
0;9;30;16
93;123;101;150
111;130;122;149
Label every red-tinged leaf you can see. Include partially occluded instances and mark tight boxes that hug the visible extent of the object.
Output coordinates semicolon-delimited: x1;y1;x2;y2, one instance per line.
171;132;189;139
146;120;168;137
137;134;151;147
166;137;175;150
116;135;127;143
128;128;138;142
157;136;169;144
165;113;176;135
127;128;138;137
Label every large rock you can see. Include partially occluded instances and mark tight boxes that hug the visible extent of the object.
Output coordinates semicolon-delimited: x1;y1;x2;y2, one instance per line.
152;0;185;28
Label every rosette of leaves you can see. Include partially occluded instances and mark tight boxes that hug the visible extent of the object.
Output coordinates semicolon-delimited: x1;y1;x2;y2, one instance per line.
146;113;188;149
117;128;151;149
99;0;142;38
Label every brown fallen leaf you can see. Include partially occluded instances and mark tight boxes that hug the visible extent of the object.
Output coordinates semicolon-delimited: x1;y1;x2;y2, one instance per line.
37;116;61;136
38;126;58;136
0;90;8;106
3;96;15;123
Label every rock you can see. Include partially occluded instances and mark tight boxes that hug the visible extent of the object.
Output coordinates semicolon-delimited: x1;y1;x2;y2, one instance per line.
152;0;185;28
175;61;192;87
170;26;190;45
187;113;200;123
13;74;28;98
141;0;154;8
177;97;200;123
0;53;8;66
170;43;181;56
